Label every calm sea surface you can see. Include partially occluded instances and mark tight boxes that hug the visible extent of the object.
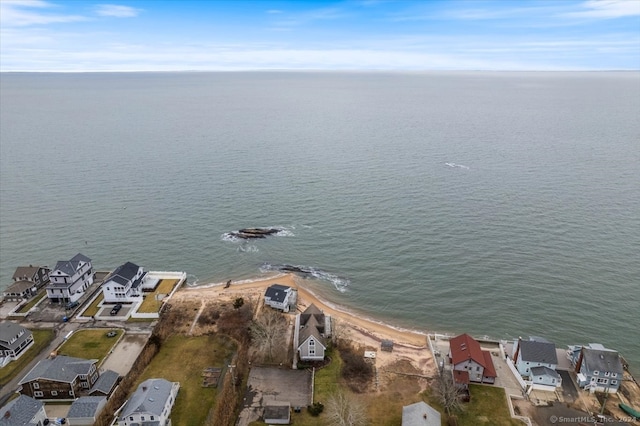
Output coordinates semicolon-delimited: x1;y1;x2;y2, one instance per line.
1;72;638;368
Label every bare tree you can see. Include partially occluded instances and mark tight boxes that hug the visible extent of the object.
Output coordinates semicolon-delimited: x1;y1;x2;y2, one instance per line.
325;391;368;426
331;318;348;345
433;369;464;415
249;308;288;362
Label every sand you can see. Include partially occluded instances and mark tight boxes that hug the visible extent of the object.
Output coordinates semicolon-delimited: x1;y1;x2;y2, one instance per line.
173;273;436;381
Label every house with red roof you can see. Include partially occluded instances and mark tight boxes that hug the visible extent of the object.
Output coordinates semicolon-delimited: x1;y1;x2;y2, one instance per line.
448;333;496;384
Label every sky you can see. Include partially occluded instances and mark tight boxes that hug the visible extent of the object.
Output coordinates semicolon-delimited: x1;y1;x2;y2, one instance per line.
1;0;639;71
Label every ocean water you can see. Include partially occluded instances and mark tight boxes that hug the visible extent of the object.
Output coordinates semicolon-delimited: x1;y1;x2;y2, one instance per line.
1;72;639;369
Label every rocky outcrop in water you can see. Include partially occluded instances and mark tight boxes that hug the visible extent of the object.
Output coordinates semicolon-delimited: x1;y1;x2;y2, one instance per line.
229;228;282;239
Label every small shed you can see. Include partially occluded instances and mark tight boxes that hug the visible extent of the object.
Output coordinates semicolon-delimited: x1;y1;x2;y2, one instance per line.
264;403;291;425
381;339;394;352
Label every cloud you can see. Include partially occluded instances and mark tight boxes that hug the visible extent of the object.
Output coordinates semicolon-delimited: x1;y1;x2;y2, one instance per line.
562;0;640;18
266;9;283;14
0;0;87;26
96;4;142;18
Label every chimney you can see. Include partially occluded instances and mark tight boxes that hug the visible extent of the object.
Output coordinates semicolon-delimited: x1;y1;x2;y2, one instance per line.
513;338;522;364
575;348;584;373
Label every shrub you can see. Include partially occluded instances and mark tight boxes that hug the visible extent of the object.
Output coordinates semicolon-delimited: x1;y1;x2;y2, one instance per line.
308;402;324;416
233;297;244;309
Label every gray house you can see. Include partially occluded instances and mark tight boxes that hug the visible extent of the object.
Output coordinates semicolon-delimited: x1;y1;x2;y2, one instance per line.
0;322;34;367
3;266;50;301
118;378;180;426
512;337;558;377
264;284;295;312
401;401;441;426
46;253;93;304
0;395;47;426
18;355;99;400
89;369;119;397
569;343;624;393
294;304;331;362
67;396;107;425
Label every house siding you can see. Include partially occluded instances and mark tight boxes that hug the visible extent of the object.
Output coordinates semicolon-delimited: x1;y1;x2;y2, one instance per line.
298;337;325;361
452;360;485;383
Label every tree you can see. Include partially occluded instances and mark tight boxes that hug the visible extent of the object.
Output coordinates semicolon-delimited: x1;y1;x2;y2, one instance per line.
325;391;368;426
433;369;464;415
249;308;288;362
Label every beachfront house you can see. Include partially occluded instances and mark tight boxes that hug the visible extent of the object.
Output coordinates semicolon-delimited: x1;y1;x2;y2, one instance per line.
46;253;93;304
102;261;148;303
118;378;180;426
448;333;496;384
3;265;50;301
264;284;295;312
18;355;99;400
0;322;34;367
67;396;107;426
0;394;47;426
512;337;561;387
294;304;331;362
401;401;441;426
569;343;624;393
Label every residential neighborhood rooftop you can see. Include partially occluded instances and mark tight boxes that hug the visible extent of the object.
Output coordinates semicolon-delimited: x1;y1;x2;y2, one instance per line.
0;395;44;426
19;355;97;384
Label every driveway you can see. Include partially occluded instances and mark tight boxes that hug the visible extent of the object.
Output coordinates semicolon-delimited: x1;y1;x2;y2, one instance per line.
558;370;579;402
100;333;149;375
237;367;312;426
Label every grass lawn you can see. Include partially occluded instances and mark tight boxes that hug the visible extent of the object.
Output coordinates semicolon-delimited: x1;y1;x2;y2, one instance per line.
81;293;104;317
57;329;123;363
424;384;522;426
0;329;55;386
138;279;179;313
16;291;46;313
135;334;236;426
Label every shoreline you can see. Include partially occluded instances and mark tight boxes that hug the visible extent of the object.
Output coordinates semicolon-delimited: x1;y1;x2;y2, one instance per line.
178;273;429;348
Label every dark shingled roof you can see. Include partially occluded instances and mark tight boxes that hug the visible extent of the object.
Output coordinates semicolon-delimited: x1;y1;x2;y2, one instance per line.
90;369;119;395
0;322;32;352
12;266;46;281
67;396;106;419
104;262;145;288
19;355;97;384
265;284;291;303
298;304;327;348
530;366;561;379
0;395;44;426
51;253;91;277
264;404;290;421
582;347;623;375
519;339;558;364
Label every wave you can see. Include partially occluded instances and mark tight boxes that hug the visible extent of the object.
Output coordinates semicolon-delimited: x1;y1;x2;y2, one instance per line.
445;162;470;170
237;245;259;253
260;263;350;293
185;273;199;287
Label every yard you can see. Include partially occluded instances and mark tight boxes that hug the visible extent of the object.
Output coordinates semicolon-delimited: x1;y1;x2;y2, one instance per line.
57;329;123;363
424;384;523;426
137;279;179;313
0;329;55;386
81;292;104;317
15;291;46;313
135;334;236;426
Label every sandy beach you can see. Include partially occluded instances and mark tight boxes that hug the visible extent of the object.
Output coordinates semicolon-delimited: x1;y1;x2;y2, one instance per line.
173;273;436;385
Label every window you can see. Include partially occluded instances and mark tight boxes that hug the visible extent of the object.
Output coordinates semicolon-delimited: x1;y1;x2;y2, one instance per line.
612;380;618;385
476;366;480;372
597;378;608;384
51;391;58;396
34;391;43;397
150;417;154;421
604;371;610;377
612;373;617;378
141;417;145;421
593;371;599;375
130;417;134;421
69;391;73;396
33;382;40;389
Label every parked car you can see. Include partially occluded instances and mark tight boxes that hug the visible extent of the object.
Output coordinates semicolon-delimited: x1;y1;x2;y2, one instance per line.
110;303;123;315
65;301;79;310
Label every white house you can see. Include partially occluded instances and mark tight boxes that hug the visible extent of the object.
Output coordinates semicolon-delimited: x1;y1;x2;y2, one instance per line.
46;253;93;304
0;394;47;426
294;304;331;362
0;322;34;367
118;378;180;426
448;334;497;384
102;261;148;303
402;401;441;426
264;284;295;312
512;337;559;378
